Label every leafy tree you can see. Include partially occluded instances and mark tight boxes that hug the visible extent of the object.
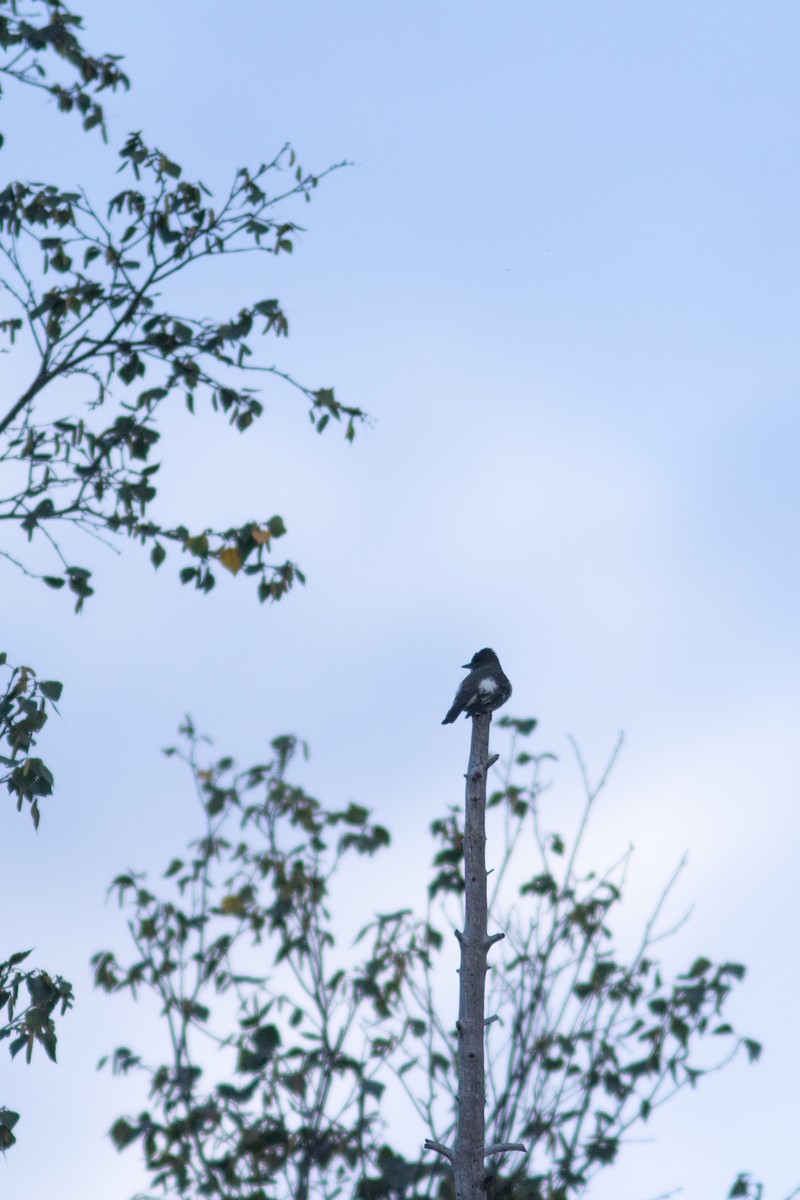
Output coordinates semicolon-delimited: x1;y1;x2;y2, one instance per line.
0;133;363;611
1;0;362;808
93;716;761;1199
0;0;360;1149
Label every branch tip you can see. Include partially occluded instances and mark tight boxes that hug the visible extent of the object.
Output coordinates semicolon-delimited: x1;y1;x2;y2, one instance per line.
424;1138;454;1163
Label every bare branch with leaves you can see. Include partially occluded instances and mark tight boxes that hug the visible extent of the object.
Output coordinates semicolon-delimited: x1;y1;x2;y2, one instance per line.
92;721;438;1200
94;716;766;1200
0;0;130;147
0;134;365;609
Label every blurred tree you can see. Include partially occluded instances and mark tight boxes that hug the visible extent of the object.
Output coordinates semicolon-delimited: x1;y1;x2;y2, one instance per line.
93;716;762;1200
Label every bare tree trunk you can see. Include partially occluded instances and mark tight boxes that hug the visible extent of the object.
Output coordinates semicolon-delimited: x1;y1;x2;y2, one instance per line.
425;713;525;1192
454;711;492;1200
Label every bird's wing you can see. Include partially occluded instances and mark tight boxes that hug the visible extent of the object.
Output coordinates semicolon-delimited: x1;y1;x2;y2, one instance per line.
443;676;474;723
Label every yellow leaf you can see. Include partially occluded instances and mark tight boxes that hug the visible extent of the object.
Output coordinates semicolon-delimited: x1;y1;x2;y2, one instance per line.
218;547;242;575
220;895;245;916
251;525;271;546
11;667;30;697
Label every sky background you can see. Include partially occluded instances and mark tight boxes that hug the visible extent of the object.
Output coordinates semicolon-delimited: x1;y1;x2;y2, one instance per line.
2;1;800;1197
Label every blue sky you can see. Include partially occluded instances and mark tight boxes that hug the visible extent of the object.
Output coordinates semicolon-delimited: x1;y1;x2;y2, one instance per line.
3;2;800;1197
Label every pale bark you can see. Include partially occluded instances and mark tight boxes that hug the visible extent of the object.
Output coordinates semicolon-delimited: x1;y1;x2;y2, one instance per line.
425;713;525;1194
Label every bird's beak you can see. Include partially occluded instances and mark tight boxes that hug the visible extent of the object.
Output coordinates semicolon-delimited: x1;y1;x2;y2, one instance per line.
462;662;471;669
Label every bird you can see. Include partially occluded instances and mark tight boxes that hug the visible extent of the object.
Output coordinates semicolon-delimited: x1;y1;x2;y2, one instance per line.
442;648;512;724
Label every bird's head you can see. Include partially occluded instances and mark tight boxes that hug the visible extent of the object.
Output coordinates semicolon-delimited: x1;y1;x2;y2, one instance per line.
463;648;500;669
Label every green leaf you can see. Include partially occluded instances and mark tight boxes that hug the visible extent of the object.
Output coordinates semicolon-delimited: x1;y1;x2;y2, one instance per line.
185;534;209;557
497;716;538;736
119;354;144;385
522;873;557;898
173;321;192;342
159;156;182;179
138;387;168;406
342;803;368;826
110;1118;139;1149
151;544;166;569
39;680;63;702
744;1038;762;1063
669;1016;690;1048
9;1035;28;1060
50;246;73;273
237;1023;281;1072
40;1029;58;1062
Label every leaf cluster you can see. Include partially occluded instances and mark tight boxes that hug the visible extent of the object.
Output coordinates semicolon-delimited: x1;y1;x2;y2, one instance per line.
0;649;63;824
92;720;437;1199
0;947;74;1147
0;0;130;146
94;718;763;1200
371;720;761;1200
0;133;364;608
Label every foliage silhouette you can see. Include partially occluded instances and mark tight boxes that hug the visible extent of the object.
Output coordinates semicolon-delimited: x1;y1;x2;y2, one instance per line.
0;0;359;1150
0;0;361;815
94;717;759;1199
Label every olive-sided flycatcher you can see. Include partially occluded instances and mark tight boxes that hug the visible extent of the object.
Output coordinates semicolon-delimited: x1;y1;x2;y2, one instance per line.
442;648;512;724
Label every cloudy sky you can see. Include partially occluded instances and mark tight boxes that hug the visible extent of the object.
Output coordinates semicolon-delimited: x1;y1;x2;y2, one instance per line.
2;2;800;1198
